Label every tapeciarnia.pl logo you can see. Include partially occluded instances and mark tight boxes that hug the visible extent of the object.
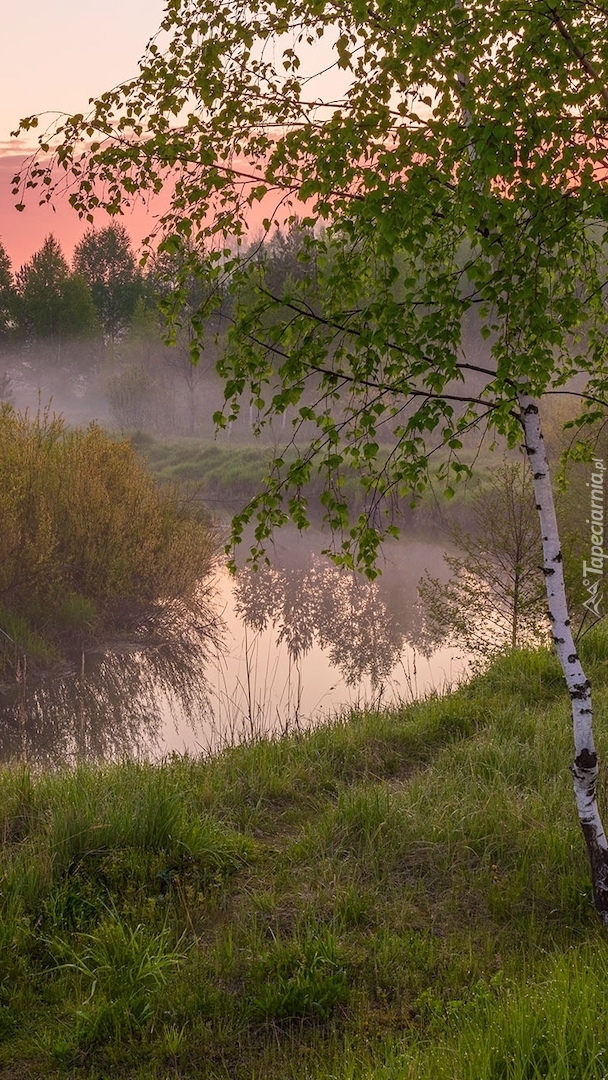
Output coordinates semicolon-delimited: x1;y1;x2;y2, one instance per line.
582;458;606;619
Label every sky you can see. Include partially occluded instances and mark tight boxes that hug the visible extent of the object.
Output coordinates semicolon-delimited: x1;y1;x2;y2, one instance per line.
0;2;347;272
0;0;167;269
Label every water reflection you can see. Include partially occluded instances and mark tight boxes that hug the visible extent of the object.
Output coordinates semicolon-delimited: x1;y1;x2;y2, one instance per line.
234;558;405;687
211;533;465;743
0;535;465;768
0;595;222;767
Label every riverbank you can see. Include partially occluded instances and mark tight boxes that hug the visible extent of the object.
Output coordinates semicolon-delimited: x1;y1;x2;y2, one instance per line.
3;631;608;1078
128;429;497;530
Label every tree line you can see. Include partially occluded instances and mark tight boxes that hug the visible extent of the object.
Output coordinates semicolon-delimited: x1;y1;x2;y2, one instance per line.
0;226;142;354
0;222;316;435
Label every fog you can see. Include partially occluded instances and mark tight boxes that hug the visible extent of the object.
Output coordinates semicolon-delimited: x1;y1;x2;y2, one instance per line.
0;335;476;767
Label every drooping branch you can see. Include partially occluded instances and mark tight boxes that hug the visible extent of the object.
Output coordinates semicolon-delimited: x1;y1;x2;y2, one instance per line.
547;7;608;112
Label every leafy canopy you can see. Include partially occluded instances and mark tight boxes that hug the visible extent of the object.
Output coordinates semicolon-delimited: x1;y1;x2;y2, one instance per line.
13;0;608;570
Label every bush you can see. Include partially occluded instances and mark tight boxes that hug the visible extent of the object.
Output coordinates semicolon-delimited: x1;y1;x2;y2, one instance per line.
0;404;217;670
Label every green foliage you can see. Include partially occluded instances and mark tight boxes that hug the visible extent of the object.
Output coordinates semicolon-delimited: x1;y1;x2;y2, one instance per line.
395;948;608;1080
55;591;96;630
0;404;216;673
73;223;143;344
0;602;59;667
15;235;99;350
15;0;608;570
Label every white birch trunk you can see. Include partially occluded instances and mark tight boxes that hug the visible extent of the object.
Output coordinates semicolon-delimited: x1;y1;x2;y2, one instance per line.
518;391;608;922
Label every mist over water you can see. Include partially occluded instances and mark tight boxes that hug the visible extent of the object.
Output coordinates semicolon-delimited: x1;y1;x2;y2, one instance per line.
0;342;470;768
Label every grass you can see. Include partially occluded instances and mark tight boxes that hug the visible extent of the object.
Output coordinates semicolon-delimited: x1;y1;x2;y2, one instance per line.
3;628;608;1077
128;430;498;524
128;432;279;505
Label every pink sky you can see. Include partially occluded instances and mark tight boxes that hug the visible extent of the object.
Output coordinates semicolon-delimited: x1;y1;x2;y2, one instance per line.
1;2;345;272
1;0;166;270
0;153;170;270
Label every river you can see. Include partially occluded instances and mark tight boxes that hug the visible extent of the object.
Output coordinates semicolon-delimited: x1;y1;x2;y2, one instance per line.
0;528;468;767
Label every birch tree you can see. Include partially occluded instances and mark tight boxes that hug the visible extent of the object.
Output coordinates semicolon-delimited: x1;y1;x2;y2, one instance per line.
12;0;608;919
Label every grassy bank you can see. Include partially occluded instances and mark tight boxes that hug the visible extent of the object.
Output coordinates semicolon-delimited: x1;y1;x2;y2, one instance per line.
129;430;499;530
3;633;608;1078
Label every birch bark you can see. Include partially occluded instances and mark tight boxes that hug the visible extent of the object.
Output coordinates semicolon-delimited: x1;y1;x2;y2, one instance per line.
518;392;608;923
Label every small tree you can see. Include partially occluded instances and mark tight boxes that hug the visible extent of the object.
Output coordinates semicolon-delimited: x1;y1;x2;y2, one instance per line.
418;460;548;667
73;224;143;353
106;362;161;431
16;236;98;362
13;0;608;920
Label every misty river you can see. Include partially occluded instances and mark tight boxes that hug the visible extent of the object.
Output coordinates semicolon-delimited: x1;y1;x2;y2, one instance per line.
0;527;467;768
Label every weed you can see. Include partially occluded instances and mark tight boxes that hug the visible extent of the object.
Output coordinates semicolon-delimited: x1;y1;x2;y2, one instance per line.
46;912;185;1044
250;931;350;1022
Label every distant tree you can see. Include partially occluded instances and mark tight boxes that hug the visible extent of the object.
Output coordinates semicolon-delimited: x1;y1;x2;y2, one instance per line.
150;247;212;434
0;239;17;347
16;236;68;340
417;460;548;669
257;221;318;299
16;236;98;360
73;224;142;351
0;404;216;679
105;362;161;431
107;298;176;432
0;371;13;405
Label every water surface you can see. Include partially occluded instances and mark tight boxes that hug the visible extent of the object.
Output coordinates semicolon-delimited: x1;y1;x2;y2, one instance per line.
0;530;467;767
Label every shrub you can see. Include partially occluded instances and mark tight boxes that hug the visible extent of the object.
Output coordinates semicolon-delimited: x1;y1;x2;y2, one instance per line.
0;403;217;671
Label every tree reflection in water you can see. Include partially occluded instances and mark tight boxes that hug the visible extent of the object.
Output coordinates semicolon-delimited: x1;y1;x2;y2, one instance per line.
234;557;407;688
0;592;222;767
0;544;455;767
